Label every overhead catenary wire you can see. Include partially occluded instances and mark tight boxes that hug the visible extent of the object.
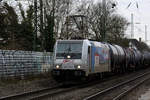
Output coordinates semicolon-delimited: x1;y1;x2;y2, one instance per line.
126;0;142;22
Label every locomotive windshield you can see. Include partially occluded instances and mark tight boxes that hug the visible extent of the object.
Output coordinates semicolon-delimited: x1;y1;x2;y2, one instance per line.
56;42;82;59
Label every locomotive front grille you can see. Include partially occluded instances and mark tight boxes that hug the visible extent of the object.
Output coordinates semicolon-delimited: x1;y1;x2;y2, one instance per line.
62;62;75;69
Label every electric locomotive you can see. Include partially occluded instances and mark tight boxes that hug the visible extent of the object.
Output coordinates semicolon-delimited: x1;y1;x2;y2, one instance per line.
51;39;145;81
52;40;112;81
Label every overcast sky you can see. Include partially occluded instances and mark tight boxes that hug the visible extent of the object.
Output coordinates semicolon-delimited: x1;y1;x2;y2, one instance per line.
116;0;150;45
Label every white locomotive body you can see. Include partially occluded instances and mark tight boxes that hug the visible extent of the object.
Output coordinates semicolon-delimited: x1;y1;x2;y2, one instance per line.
52;39;111;81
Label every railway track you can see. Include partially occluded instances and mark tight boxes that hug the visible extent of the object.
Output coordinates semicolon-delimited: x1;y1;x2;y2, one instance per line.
28;69;150;100
0;79;102;100
0;84;62;100
1;68;150;100
0;75;114;100
113;78;148;100
28;80;105;100
83;71;150;100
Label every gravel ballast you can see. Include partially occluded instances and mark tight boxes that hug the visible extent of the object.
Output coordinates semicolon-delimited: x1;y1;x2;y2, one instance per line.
0;73;57;97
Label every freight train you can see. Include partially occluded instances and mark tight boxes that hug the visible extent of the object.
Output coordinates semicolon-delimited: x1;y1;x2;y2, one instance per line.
51;39;150;81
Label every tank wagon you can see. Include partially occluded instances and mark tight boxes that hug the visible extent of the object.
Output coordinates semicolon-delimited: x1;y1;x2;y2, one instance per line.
143;51;150;66
51;39;149;81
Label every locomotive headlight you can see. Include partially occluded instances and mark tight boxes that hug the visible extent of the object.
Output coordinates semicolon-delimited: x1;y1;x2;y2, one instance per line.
67;55;71;59
77;65;81;69
56;65;60;69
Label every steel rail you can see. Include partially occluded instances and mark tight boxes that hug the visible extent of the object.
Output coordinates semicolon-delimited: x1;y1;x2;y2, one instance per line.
1;69;150;100
83;71;150;100
0;85;61;100
0;80;101;100
28;80;105;100
29;86;78;100
113;77;150;100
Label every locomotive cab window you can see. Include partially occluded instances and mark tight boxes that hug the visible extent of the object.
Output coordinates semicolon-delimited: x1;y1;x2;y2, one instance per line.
56;42;83;59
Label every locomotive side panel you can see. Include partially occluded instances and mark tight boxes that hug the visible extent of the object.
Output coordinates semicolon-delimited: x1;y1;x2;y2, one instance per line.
90;42;111;73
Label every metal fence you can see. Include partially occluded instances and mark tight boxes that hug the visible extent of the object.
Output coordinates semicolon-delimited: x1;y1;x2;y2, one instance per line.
0;50;53;78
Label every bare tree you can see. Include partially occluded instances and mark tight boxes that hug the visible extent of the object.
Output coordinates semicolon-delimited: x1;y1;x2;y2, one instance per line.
107;14;128;42
43;0;74;39
0;2;18;49
75;0;128;42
